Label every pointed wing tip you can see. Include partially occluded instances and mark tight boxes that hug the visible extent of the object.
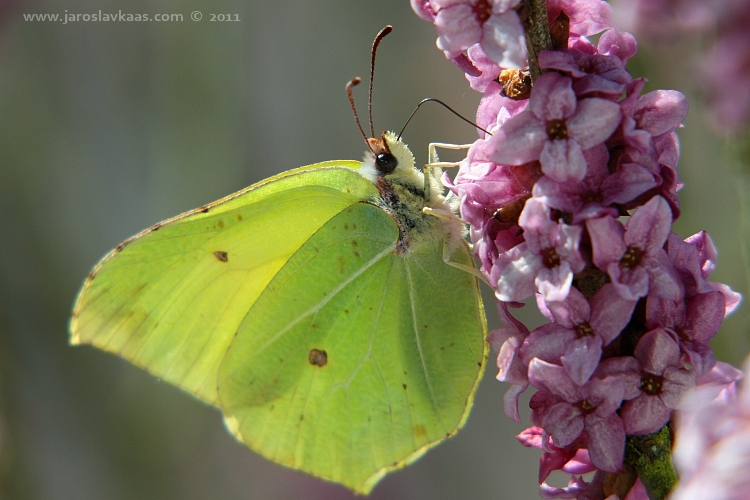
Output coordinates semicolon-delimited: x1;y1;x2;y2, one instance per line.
223;414;244;442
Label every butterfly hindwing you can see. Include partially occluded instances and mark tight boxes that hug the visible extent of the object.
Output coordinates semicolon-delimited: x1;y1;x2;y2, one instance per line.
218;201;487;493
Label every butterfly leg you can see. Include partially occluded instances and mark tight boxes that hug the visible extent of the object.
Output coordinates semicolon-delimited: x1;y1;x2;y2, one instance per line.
439;237;491;285
420;204;491;285
422;143;473;198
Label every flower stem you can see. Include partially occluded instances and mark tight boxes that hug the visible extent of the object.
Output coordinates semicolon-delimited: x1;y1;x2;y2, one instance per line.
624;426;678;500
522;0;552;81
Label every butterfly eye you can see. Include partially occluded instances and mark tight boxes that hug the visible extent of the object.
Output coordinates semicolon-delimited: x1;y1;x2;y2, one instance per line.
375;152;398;174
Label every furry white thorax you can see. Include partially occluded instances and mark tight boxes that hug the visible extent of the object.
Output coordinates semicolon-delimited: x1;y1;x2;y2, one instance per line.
358;131;465;252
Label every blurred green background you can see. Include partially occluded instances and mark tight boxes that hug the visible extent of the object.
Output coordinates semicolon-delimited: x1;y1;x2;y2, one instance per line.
0;1;747;499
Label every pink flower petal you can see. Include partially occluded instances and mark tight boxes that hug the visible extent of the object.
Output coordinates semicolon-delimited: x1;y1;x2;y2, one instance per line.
566;98;622;149
540;138;588;182
544;402;585;447
435;3;482;57
625;196;672;254
584;412;625;472
621;394;671;435
587;215;626;270
589;284;636;344
536;261;575;301
481;10;527;68
562;335;603;385
530;72;577;120
489;111;547;165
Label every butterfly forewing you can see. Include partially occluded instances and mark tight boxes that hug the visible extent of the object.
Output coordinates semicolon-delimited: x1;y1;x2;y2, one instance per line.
71;165;377;404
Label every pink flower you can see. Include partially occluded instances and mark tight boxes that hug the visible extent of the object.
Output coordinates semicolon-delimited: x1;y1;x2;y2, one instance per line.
539;472;607;499
491;198;586;302
465;44;503;91
489;72;621;182
521;286;635;385
411;0;438;21
489;301;531;422
427;0;527;68
448;144;530;232
600;329;696;435
538;42;632;99
533;143;658;224
518;426;596;483
529;359;627;472
646;291;725;377
615;79;689;176
473;83;529;135
587;196;683;302
547;0;614;37
598;28;638;63
664;229;743;311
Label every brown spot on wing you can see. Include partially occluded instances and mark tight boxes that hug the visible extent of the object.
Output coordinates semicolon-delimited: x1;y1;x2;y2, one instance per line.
236;214;243;221
217;220;225;228
308;348;328;367
413;424;427;439
213;251;229;262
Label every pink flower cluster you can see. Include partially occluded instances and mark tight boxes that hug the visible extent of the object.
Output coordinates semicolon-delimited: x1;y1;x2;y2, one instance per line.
613;0;750;133
413;0;743;497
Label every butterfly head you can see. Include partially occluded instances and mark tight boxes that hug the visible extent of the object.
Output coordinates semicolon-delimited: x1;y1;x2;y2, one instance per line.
359;131;416;183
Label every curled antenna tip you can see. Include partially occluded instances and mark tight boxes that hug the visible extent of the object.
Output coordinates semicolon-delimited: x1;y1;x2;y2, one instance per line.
369;25;393;138
346;77;362;90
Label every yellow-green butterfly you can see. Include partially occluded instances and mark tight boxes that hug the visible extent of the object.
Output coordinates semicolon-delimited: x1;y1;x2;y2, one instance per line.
70;26;487;495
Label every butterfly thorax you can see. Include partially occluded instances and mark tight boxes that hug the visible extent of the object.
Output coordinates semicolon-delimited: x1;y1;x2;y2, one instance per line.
358;131;464;255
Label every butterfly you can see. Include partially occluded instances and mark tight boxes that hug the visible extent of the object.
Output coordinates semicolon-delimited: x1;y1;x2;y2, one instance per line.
69;26;488;494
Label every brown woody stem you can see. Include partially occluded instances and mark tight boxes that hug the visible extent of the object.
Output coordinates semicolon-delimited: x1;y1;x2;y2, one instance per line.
522;0;552;81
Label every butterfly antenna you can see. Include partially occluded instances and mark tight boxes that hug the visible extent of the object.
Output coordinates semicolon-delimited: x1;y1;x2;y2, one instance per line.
397;98;492;139
369;25;393;138
346;77;373;152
